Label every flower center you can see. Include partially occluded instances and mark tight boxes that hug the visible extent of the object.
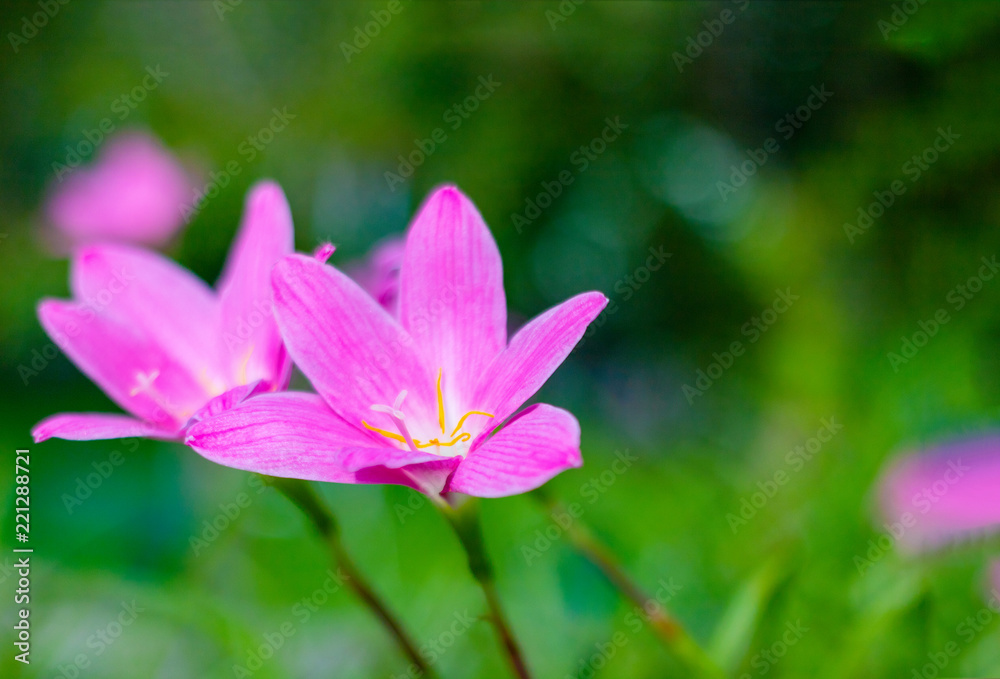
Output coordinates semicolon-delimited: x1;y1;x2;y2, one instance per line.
362;369;494;457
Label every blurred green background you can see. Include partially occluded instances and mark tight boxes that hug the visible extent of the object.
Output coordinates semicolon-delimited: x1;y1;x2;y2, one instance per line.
3;1;1000;677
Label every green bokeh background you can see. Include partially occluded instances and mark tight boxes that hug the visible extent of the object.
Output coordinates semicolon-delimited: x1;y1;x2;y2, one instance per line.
2;1;1000;677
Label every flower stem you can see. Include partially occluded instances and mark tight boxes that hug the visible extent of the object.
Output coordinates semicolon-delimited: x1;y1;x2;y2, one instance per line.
264;476;433;677
438;496;533;679
531;489;724;679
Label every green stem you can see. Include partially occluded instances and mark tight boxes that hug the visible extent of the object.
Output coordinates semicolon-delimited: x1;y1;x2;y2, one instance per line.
438;496;533;679
265;476;433;677
531;489;724;679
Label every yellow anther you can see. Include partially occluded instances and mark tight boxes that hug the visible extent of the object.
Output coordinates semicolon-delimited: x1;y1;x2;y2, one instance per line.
362;422;472;450
415;432;471;449
436;368;446;434
449;411;494;438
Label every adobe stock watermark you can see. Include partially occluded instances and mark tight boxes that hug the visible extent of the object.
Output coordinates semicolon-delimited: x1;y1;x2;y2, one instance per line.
390;610;477;679
736;620;809;678
672;0;749;73
522;450;638;566
51;600;144;679
909;588;1000;679
340;0;405;62
7;0;70;53
717;84;833;201
878;0;930;40
546;0;584;31
189;474;269;556
854;458;969;575
726;418;842;534
384;75;501;192
844;126;959;243
18;266;136;385
51;65;169;181
62;437;139;514
568;578;682;679
179;106;296;220
577;245;670;349
682;288;799;403
363;284;459;393
511;116;628;233
886;254;998;373
213;0;242;20
232;568;348;678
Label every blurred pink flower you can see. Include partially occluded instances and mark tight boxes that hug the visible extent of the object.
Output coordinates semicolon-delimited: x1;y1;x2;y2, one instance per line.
346;236;405;317
877;434;1000;553
45;131;196;249
187;186;608;497
32;181;294;442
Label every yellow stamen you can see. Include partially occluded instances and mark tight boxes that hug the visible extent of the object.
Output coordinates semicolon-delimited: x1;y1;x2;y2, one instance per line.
362;421;472;450
449;411;494;438
436;368;446;434
415;432;471;449
362;420;407;443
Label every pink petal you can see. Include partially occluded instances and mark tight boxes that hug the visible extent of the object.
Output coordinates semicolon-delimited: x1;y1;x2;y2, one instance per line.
186;380;272;427
216;181;295;389
45;131;195;248
38;299;208;428
471;291;608;434
398;186;506;408
338;446;449;473
348;236;405;317
878;435;1000;553
185;391;414;486
70;243;223;388
445;404;582;497
33;413;178;443
271;254;438;430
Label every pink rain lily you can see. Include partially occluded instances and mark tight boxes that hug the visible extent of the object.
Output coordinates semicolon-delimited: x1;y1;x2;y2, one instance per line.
186;186;608;498
344;236;405;318
32;181;294;443
877;434;1000;553
45;131;197;249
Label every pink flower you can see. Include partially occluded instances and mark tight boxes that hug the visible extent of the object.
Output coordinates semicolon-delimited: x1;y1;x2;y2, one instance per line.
345;236;405;318
186;186;608;498
45;131;196;249
32;181;294;443
877;434;1000;553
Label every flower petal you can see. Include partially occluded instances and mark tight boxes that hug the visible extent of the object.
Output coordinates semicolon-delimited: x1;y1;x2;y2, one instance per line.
399;186;506;408
32;413;177;443
348;236;405;318
338;446;450;473
38;299;208;427
271;254;438;430
70;243;224;388
44;131;194;248
445;404;582;497
186;380;272;427
878;435;1000;553
184;391;413;486
471;291;607;434
216;181;294;388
